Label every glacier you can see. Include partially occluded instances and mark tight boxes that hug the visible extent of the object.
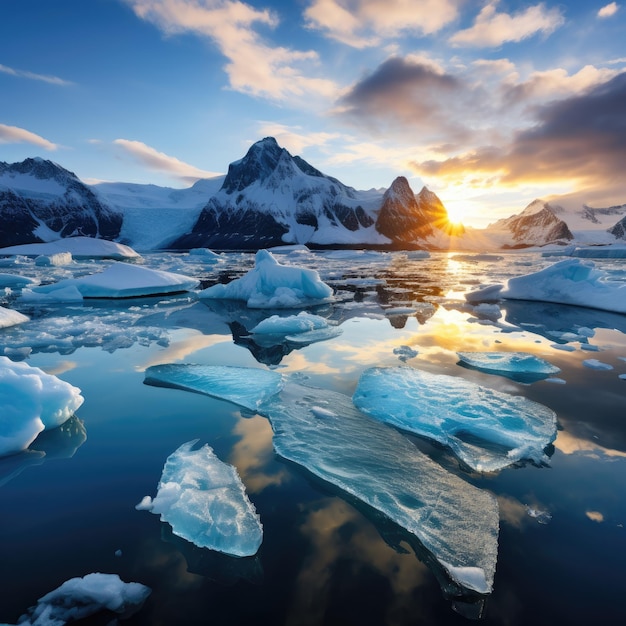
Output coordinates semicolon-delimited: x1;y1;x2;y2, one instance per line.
465;258;626;314
4;573;150;626
136;440;263;557
143;364;499;596
353;367;557;472
0;356;84;457
21;262;199;301
199;249;333;308
457;351;561;381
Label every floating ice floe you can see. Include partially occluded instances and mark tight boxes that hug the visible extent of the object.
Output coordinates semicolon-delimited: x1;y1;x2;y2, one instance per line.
6;573;151;626
457;351;560;382
465;259;626;314
136;440;263;556
188;248;223;261
0;236;141;259
0;356;84;457
582;359;613;371
0;306;29;329
199;249;333;308
0;273;38;289
21;262;199;301
249;312;342;344
143;365;499;596
35;252;73;266
353;367;557;472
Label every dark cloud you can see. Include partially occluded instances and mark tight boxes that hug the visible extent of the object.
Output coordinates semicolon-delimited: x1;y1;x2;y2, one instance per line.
412;72;626;189
336;57;474;142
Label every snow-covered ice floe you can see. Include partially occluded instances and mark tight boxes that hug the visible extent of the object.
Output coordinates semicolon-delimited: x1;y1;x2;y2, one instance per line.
0;236;141;260
249;311;342;344
465;259;626;314
353;367;557;472
35;252;73;267
199;249;333;308
0;306;29;329
21;262;199;301
0;273;38;289
5;573;150;626
457;351;560;382
136;440;263;557
0;356;84;457
144;365;499;596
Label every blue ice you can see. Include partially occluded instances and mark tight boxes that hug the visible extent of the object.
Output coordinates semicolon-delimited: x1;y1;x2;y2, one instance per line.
353;367;557;472
457;351;560;381
136;440;262;557
143;365;499;595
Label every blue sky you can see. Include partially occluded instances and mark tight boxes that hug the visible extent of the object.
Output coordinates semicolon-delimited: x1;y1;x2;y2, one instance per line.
1;0;625;227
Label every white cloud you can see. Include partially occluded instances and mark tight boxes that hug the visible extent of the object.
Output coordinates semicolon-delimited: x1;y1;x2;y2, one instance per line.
125;0;337;102
255;122;339;154
304;0;461;47
598;2;619;18
0;63;72;86
113;139;221;182
450;1;565;47
0;123;58;150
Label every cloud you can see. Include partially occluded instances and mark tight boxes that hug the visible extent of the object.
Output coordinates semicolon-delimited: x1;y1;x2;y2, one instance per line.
0;63;72;86
124;0;337;102
304;0;461;48
410;72;626;193
0;123;58;150
113;138;221;182
255;122;339;154
450;1;565;47
598;2;620;18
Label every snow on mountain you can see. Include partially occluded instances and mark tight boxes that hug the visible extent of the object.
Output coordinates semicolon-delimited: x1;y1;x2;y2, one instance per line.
0;158;122;247
92;177;225;251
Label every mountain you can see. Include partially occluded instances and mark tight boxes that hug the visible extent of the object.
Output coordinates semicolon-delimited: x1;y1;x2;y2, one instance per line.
0;158;122;248
483;200;574;248
609;215;626;240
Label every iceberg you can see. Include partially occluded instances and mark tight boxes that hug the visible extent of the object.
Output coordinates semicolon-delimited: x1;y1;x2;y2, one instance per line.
35;252;73;266
250;311;335;336
6;573;150;625
0;356;84;457
465;259;626;314
353;367;557;472
0;236;140;259
143;365;499;595
21;262;199;301
457;351;560;382
0;273;38;289
199;249;333;308
136;440;263;556
0;306;29;329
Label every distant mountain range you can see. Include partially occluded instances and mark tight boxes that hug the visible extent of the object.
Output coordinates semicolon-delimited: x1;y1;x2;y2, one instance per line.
1;137;625;251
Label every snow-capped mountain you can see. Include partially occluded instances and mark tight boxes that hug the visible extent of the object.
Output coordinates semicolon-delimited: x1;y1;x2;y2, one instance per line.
484;199;573;248
0;158;122;248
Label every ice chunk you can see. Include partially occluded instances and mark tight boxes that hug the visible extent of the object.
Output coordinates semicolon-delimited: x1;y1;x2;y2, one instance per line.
457;351;560;381
0;306;29;329
393;345;418;362
466;259;626;314
0;236;141;259
353;367;557;472
188;248;223;261
0;356;84;457
22;262;199;300
199;249;333;308
250;311;340;338
137;440;262;556
142;365;499;595
144;364;283;411
582;359;613;370
35;252;73;266
8;573;150;625
0;273;38;289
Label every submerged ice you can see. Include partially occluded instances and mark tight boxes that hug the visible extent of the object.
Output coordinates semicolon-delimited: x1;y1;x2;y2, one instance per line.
143;364;499;595
199;249;333;308
353;367;557;472
137;440;262;557
0;356;84;457
457;351;560;381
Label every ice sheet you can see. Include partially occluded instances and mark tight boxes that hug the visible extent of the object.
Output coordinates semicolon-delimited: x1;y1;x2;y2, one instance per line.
137;440;263;556
353;367;557;472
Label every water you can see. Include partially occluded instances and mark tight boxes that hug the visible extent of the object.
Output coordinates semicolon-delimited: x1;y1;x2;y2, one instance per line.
1;250;625;625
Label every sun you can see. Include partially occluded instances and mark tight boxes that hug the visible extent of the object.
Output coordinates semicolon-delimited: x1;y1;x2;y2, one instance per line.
445;202;466;227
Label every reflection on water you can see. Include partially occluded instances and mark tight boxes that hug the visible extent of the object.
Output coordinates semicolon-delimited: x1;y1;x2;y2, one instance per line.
0;250;625;625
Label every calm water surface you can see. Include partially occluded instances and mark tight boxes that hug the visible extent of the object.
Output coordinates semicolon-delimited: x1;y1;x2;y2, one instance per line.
1;250;625;625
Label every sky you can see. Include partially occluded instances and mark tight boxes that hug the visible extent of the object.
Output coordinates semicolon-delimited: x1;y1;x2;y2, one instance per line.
1;0;625;228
